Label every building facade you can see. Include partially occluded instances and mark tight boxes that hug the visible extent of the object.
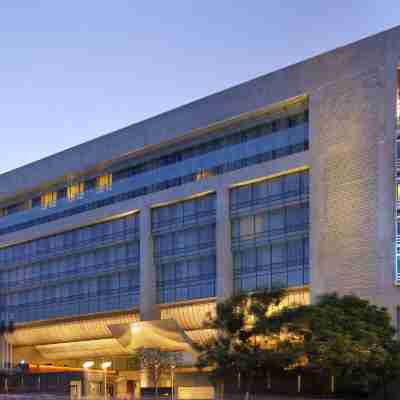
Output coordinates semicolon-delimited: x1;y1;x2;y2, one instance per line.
1;26;400;396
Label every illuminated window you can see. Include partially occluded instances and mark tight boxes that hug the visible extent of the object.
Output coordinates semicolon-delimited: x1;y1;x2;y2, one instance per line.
196;170;210;181
67;182;85;201
96;173;112;192
41;192;57;209
397;183;400;201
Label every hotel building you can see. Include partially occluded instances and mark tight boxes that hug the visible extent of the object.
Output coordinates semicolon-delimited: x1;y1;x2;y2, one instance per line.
1;26;400;397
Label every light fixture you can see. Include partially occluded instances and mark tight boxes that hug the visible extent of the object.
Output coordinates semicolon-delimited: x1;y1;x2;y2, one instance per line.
83;361;94;369
102;361;112;400
131;322;140;333
101;361;111;369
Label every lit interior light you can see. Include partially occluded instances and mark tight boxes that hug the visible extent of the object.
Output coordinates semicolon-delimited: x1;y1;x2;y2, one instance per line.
101;361;112;369
83;361;94;369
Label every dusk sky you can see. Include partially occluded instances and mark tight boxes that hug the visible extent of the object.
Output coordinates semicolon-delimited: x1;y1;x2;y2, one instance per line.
1;1;400;174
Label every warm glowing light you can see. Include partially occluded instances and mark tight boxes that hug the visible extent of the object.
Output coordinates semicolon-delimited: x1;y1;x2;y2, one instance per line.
97;173;113;192
41;191;57;209
67;182;85;201
101;361;112;369
131;322;140;333
196;170;210;181
83;361;94;369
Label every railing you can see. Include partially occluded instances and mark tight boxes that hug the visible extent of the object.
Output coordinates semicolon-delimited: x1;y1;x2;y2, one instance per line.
1;286;140;323
154;240;216;259
230;189;309;216
0;228;139;270
157;272;216;288
232;223;309;248
234;258;310;275
0;134;309;238
152;209;216;232
0;257;140;292
157;278;216;303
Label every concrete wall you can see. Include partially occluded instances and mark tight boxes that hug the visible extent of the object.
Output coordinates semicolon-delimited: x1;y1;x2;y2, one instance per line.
1;26;400;326
309;31;400;321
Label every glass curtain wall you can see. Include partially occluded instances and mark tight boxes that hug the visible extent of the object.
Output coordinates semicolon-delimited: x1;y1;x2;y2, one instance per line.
152;194;216;303
0;213;140;323
230;171;309;293
0;106;309;237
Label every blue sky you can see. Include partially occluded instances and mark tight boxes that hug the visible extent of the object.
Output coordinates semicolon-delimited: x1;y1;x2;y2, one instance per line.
1;1;399;173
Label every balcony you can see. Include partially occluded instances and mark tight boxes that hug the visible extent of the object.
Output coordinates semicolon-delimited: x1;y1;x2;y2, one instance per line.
0;227;139;270
232;223;309;249
152;209;216;235
0;124;308;237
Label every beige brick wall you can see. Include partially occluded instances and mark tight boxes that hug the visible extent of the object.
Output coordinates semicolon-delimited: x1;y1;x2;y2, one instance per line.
310;62;399;319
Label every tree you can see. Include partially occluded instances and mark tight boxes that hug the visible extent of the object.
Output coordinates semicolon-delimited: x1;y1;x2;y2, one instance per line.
132;348;181;398
275;293;400;399
196;289;295;399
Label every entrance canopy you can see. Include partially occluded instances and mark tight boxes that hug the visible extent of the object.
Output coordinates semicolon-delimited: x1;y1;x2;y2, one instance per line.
12;319;198;362
109;319;196;353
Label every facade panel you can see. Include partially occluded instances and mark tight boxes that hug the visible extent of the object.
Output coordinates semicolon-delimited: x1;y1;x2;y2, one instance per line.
0;213;140;323
231;170;309;293
153;193;217;303
0;26;400;395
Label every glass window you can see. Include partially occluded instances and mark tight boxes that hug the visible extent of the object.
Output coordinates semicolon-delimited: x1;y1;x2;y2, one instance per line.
236;186;251;207
288;269;303;287
183;199;196;218
397;182;400;201
240;249;256;271
287;205;306;227
272;273;287;289
284;173;299;193
253;180;268;201
41;191;57;209
271;243;285;266
184;229;197;248
254;213;267;234
96;173;112;192
301;172;309;195
67;182;85;201
199;225;214;244
287;239;303;263
239;215;254;237
269;177;283;197
242;275;257;291
269;208;285;232
256;246;271;268
175;231;186;250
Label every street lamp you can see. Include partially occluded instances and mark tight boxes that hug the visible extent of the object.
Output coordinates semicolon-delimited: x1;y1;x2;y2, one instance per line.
102;361;112;400
83;361;94;398
171;364;176;400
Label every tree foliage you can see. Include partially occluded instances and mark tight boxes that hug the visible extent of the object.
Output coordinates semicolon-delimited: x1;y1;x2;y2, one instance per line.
196;289;295;395
197;291;400;398
276;293;400;397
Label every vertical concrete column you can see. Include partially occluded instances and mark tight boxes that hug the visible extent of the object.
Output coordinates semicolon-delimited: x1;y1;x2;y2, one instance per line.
9;341;13;368
5;336;8;368
0;334;12;369
139;207;160;321
0;334;5;369
216;186;233;299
